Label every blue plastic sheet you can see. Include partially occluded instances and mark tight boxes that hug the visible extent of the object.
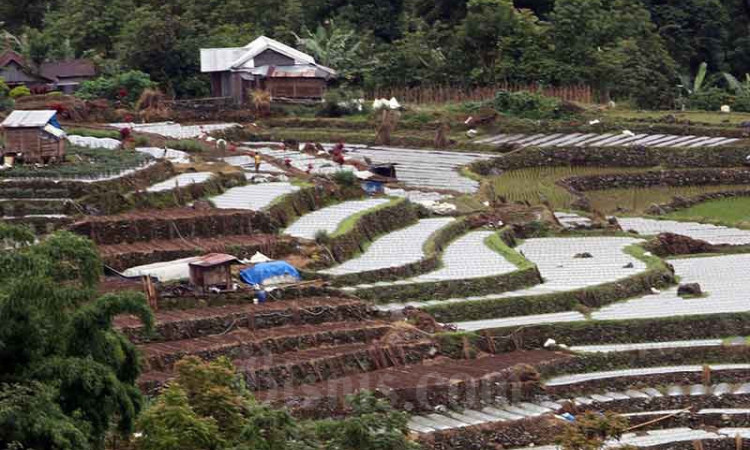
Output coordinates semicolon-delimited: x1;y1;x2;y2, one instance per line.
239;261;301;285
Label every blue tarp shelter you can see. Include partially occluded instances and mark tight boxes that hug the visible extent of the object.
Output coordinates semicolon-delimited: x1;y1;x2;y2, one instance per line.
239;261;301;285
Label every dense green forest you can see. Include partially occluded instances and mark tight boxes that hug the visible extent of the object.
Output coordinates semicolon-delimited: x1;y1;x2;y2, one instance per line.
2;0;750;107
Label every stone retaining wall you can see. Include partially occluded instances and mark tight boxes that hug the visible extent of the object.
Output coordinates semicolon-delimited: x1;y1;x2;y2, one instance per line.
356;266;542;304
484;312;750;353
562;168;750;192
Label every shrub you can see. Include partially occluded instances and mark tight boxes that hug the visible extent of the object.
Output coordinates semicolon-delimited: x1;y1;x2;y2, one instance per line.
67;128;121;139
76;70;155;105
9;86;31;99
332;170;358;187
686;87;733;111
317;88;367;117
165;139;205;153
492;90;568;120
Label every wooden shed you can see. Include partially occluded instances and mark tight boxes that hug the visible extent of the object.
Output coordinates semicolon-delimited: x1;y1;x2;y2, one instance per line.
1;110;66;164
188;253;240;294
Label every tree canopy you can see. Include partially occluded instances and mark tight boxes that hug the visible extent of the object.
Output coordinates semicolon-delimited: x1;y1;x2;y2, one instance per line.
0;224;153;450
3;1;750;107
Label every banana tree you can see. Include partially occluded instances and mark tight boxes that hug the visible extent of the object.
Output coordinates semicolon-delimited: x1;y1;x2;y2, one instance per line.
678;61;708;95
723;72;750;94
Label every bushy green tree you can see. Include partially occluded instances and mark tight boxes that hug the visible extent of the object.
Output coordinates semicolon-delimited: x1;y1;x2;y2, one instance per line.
0;226;154;450
76;70;155;104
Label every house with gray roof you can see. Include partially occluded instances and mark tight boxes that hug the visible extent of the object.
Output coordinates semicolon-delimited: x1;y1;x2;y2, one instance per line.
200;36;336;104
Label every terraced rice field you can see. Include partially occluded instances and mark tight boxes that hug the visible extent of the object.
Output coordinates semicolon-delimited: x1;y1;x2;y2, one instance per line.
588;184;750;215
320;218;455;276
665;196;750;228
284;198;391;240
488;166;652;209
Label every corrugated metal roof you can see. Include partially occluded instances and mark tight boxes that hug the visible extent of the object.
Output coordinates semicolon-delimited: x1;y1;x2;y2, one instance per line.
188;253;240;268
200;36;320;73
200;48;246;72
43;124;66;138
40;59;96;79
1;110;57;128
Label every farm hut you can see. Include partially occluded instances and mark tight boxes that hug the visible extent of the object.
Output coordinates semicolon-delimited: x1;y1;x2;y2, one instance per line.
200;36;336;104
188;253;241;294
1;110;66;164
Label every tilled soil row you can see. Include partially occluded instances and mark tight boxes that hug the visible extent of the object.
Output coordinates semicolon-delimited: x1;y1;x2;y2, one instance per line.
256;351;570;419
140;340;439;394
99;234;298;271
115;297;371;343
140;320;395;371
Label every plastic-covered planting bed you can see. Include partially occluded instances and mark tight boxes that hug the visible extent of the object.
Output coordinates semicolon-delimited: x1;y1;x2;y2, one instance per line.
594;253;750;321
618;217;750;246
210;182;300;210
349;230;518;291
146;172;214;192
475;132;740;149
284;198;390;239
108;121;239;139
386;236;645;315
320;218;455;275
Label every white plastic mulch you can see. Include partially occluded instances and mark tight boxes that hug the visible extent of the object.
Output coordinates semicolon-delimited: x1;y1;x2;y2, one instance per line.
210;182;299;211
135;147;190;164
618;217;750;246
320;218;455;275
109;121;239;139
284;198;391;240
67;135;121;150
146;172;214;193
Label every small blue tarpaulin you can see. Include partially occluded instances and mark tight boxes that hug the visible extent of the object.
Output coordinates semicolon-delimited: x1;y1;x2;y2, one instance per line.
239;261;301;285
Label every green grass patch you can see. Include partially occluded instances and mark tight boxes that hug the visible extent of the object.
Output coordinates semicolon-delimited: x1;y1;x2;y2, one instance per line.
588;185;750;215
165;139;206;153
602;109;750;126
0;145;151;179
484;232;534;269
66;127;121;139
331;197;402;237
662;196;750;229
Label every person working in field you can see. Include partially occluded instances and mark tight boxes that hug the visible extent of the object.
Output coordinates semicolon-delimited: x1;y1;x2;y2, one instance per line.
254;152;262;172
331;141;346;167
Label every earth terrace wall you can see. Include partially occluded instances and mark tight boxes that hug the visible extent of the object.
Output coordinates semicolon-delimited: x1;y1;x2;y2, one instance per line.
69;209;277;245
647;189;750;215
155;285;342;311
470;145;750;176
85;171;247;216
144;322;396;371
544;345;750;379
264;368;549;420
266;183;364;228
120;299;371;344
545;367;750;397
422;255;675;323
356;266;542;304
313;198;420;266
310;217;472;286
0;160;174;199
482;312;750;353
